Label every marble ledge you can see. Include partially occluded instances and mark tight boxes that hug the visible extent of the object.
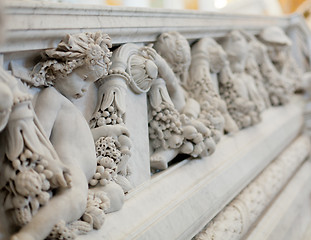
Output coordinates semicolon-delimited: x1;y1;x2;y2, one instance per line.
1;1;298;53
244;160;311;240
77;96;305;240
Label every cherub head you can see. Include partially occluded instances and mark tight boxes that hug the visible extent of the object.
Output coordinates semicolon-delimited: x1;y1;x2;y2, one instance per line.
239;30;267;65
204;38;227;73
154;32;191;86
32;32;112;100
221;30;249;72
258;26;291;63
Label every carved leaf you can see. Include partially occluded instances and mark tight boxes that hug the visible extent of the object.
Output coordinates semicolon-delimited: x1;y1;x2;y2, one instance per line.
96;81;127;116
149;81;173;109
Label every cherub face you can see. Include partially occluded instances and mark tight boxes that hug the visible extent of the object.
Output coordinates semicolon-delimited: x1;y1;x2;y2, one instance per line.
55;64;104;101
208;45;227;73
266;44;289;63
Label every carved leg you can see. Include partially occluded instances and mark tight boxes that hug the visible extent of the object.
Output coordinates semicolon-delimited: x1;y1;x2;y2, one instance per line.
204;137;216;155
150;148;179;170
223;112;239;133
11;165;88;240
89;182;124;214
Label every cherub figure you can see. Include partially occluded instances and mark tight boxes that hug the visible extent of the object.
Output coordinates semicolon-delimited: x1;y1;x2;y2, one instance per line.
219;30;264;128
189;37;239;138
221;30;266;113
0;70;73;240
152;32;215;151
240;31;271;109
124;46;207;169
259;26;303;93
143;33;215;169
9;32;114;240
242;31;288;106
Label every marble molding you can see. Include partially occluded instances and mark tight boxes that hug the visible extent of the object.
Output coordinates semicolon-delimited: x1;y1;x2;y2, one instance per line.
194;135;311;240
245;160;311;240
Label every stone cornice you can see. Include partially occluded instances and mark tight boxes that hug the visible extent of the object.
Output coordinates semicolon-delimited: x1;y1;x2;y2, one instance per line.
1;1;296;53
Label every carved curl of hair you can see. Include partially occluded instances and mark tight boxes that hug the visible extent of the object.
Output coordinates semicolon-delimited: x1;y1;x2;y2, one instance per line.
31;32;112;87
154;32;191;76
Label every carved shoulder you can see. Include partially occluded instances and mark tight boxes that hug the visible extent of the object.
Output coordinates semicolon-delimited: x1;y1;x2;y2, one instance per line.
34;87;63;138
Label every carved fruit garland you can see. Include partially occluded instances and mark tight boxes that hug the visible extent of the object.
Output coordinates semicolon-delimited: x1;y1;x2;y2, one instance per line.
1;98;69;228
89;78;131;192
187;61;225;143
148;78;183;151
219;66;260;129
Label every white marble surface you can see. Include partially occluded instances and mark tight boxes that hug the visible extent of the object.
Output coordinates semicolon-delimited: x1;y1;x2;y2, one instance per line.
244;160;311;240
125;89;150;188
194;135;311;240
77;96;304;240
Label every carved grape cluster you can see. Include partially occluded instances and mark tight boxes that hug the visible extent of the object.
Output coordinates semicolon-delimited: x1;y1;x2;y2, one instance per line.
90;105;123;128
219;79;260;129
47;220;76;240
8;148;52;227
261;65;289;106
89;136;121;187
149;102;183;150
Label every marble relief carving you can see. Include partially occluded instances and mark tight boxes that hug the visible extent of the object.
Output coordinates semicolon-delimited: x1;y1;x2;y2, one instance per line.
241;31;271;109
0;32;126;240
211;35;258;129
148;33;215;169
220;31;263;128
189;37;239;135
0;24;302;239
250;32;290;106
259;26;303;93
89;43;141;194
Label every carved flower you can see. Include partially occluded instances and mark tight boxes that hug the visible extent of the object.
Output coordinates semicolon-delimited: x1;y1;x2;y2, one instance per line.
86;44;103;64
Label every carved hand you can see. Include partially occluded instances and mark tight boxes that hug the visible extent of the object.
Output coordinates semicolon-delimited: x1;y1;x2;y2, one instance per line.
142;47;173;79
91;124;130;142
45;161;72;188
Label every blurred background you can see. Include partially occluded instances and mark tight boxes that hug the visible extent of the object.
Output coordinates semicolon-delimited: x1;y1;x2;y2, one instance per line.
15;0;311;27
14;0;308;14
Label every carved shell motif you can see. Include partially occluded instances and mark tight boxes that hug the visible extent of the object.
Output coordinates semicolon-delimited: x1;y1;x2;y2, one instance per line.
128;54;158;93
